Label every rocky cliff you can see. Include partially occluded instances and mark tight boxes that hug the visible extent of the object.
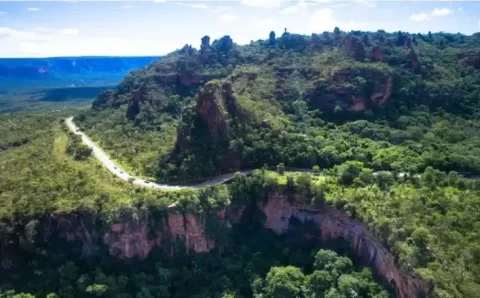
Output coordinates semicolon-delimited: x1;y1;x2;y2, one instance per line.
174;80;239;157
0;191;429;298
309;65;393;113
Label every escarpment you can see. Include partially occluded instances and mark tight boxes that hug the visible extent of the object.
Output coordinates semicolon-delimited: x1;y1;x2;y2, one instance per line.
308;65;393;113
0;191;428;298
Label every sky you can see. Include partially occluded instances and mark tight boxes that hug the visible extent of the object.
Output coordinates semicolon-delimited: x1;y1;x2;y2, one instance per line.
0;0;479;58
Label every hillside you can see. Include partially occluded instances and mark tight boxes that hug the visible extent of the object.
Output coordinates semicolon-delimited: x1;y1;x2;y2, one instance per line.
77;30;480;181
2;29;480;298
72;29;480;297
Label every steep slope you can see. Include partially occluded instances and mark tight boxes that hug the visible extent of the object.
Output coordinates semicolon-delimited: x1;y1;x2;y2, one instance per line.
77;30;480;182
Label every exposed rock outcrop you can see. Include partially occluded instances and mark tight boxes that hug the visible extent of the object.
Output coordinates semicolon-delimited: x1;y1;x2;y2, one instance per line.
309;66;393;113
257;193;429;298
103;212;217;258
372;46;384;62
100;192;428;297
175;80;237;152
459;50;480;69
345;35;366;62
407;48;421;72
1;191;428;298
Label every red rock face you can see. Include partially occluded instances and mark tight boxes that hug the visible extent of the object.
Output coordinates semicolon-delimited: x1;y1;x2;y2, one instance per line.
48;193;428;298
259;194;429;298
371;76;392;105
344;35;365;61
310;67;392;113
372;46;384;62
407;49;421;72
459;50;480;69
103;212;218;258
194;84;229;139
350;96;366;112
104;223;162;259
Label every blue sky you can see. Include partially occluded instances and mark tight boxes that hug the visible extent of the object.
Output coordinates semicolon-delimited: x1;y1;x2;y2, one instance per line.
0;0;479;57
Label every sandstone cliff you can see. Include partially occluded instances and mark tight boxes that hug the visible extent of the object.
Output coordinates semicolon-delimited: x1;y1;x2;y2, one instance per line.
309;65;393;113
175;80;238;154
0;191;429;298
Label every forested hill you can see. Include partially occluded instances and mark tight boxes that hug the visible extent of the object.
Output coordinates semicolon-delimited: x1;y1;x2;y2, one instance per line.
77;29;480;181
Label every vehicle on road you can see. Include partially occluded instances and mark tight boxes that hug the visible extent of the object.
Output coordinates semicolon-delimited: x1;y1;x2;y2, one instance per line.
145;180;151;184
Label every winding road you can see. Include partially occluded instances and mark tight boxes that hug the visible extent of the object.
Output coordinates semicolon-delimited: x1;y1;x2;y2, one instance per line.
66;117;254;190
66;117;442;190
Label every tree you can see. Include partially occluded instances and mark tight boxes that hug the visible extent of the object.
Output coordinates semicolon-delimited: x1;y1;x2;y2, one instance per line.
277;163;285;175
337;274;361;297
86;284;108;296
264;266;305;298
312;165;320;175
269;31;276;45
305;271;333;298
314;250;352;277
333;27;340;36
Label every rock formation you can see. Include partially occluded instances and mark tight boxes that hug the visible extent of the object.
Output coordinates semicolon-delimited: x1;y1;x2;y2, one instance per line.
175;80;237;152
459;50;480;69
309;66;393;113
345;35;366;62
0;190;429;298
372;46;384;62
256;193;429;298
407;48;421;72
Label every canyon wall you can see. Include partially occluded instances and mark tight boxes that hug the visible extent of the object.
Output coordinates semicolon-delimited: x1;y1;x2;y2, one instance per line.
0;192;429;298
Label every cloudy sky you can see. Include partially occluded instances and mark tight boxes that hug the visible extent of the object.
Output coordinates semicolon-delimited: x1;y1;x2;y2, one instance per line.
0;0;479;57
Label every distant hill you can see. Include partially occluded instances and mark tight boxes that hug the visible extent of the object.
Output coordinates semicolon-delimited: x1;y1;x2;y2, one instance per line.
0;56;158;91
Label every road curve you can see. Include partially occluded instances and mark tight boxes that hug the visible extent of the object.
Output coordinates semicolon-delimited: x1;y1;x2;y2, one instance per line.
65;117;254;190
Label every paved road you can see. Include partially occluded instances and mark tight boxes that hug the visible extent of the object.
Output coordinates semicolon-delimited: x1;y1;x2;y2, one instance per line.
67;117;447;191
65;117;255;190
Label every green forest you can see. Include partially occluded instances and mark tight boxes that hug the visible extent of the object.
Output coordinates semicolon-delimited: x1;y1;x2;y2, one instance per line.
1;28;480;298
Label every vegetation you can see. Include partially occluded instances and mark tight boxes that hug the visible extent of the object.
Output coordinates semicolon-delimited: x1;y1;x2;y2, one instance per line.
2;29;480;297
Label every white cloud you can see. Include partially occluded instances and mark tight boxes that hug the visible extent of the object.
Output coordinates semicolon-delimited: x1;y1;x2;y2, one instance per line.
310;8;335;31
176;2;209;9
58;28;79;35
241;0;284;8
355;0;376;8
0;26;131;57
191;3;209;9
212;6;232;13
27;7;40;12
282;0;308;14
0;27;48;41
220;13;238;23
310;8;369;32
251;17;275;30
410;13;429;22
432;8;452;16
122;5;135;9
34;27;53;33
